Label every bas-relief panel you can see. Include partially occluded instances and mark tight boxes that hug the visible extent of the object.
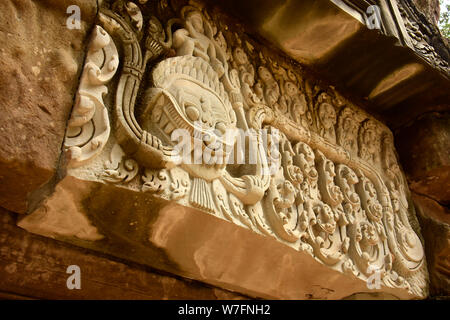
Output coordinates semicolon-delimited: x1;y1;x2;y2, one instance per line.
21;0;428;298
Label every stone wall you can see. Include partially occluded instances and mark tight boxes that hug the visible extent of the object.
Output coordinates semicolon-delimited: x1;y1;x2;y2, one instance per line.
0;0;96;213
395;112;450;297
413;194;449;297
394;1;450;296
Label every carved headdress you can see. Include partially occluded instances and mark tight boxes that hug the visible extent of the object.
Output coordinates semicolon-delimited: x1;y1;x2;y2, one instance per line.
143;55;237;136
152;55;231;108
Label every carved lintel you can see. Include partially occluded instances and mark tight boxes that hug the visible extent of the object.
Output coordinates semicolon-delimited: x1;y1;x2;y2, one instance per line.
25;0;429;299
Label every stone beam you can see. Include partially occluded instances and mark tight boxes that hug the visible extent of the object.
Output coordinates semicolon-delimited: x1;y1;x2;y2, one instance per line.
215;0;450;129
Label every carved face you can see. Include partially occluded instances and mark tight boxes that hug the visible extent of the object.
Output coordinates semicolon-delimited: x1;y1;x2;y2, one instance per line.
343;167;358;185
171;78;235;142
287;69;296;82
387;181;401;212
233;47;248;65
187;12;204;33
215;32;227;52
325;160;336;178
296;143;318;182
343;116;357;135
176;82;219;127
144;57;238;180
294;94;307;115
315;204;336;234
363;128;375;145
299;142;314;163
147;16;164;42
285;81;298;96
361;223;379;246
319;103;336;129
364;179;377;198
258;66;273;82
362;122;380;153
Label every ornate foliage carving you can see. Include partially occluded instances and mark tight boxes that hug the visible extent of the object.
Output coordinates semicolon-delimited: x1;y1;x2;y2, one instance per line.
397;0;449;73
63;0;428;297
103;143;139;183
65;26;119;167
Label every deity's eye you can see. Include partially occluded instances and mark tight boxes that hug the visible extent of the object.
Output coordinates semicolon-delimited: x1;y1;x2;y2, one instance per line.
185;104;200;121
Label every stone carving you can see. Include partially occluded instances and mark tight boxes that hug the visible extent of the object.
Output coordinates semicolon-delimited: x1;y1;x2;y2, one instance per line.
264;133;302;242
144;54;236;174
315;93;337;144
142;166;190;200
335;164;360;226
173;8;224;77
64;25;119;167
397;0;449;72
231;47;260;110
103;143;139;183
337;107;362;157
348;0;448;73
256;66;281;113
358;119;381;165
45;0;429;298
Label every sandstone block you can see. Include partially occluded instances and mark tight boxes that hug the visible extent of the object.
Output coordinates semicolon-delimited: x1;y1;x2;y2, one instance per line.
413;193;450;297
395;112;450;206
0;0;97;213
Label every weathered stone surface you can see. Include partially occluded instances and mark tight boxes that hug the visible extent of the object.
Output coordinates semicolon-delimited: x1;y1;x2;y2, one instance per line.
0;0;97;213
413;193;450;297
18;176;425;300
395;112;450;206
15;0;429;299
0;207;247;299
412;0;441;26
